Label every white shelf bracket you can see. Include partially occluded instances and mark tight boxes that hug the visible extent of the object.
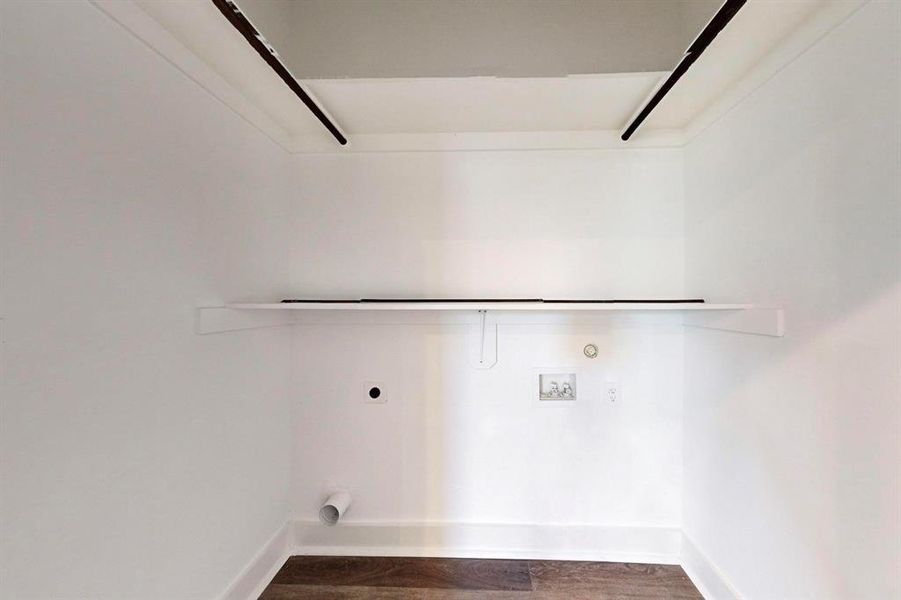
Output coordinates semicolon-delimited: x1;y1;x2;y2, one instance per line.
194;306;299;335
471;310;498;369
682;307;784;337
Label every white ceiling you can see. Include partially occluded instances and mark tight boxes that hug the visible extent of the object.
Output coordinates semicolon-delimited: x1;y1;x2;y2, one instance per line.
97;0;864;152
305;74;665;134
239;0;721;78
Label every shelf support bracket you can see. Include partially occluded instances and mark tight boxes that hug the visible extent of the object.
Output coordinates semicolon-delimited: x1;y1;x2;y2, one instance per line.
683;307;784;337
194;306;298;335
471;310;498;369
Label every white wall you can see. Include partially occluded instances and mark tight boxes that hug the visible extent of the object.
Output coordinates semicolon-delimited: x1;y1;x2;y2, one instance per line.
292;315;684;526
287;150;687;552
290;150;685;299
1;2;295;598
682;2;901;598
6;0;898;595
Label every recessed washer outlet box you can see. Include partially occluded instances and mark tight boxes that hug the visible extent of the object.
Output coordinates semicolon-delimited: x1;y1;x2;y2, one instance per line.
536;371;578;401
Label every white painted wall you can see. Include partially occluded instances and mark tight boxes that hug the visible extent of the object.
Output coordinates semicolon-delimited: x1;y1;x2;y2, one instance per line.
6;0;898;595
287;150;687;554
291;315;684;523
290;150;685;299
682;2;901;598
1;2;295;599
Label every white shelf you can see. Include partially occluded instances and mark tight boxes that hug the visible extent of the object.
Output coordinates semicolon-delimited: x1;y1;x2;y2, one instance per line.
225;302;754;312
196;302;784;337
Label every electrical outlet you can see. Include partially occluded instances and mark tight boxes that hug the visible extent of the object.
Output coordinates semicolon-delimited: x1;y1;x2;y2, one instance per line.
605;381;620;402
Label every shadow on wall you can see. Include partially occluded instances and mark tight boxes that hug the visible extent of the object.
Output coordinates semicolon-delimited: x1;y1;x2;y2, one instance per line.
681;2;901;595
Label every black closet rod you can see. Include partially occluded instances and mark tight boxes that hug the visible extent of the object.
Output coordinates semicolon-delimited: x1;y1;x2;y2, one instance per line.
621;0;746;141
210;0;348;145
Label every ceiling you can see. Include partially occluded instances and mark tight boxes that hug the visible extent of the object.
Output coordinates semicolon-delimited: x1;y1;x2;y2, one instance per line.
238;0;721;78
99;0;864;152
304;74;666;135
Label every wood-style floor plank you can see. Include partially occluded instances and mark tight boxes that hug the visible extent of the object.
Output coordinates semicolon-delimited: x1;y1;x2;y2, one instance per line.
260;584;530;599
259;557;704;600
271;556;533;591
529;561;703;598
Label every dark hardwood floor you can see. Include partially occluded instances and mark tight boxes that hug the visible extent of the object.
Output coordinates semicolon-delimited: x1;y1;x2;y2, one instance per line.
259;556;703;599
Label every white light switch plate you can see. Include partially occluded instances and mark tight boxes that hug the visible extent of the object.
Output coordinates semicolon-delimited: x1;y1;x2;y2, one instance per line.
605;381;620;402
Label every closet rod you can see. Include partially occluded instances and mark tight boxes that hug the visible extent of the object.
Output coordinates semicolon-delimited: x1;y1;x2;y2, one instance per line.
210;0;348;145
620;0;746;141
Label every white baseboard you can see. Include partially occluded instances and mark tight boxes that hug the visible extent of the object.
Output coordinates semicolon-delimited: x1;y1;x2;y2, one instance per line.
218;522;291;600
218;522;745;600
291;521;682;565
680;533;741;600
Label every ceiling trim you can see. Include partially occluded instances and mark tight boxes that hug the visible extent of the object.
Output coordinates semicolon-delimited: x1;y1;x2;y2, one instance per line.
209;0;348;145
91;0;297;152
621;0;746;141
681;0;865;142
288;130;686;154
91;0;865;154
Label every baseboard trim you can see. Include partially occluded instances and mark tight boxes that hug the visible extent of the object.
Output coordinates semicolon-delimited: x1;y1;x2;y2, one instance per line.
218;522;745;600
291;521;682;565
680;533;741;600
218;522;291;600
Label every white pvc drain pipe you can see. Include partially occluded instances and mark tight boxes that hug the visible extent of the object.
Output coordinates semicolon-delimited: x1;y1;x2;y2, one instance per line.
319;491;351;525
